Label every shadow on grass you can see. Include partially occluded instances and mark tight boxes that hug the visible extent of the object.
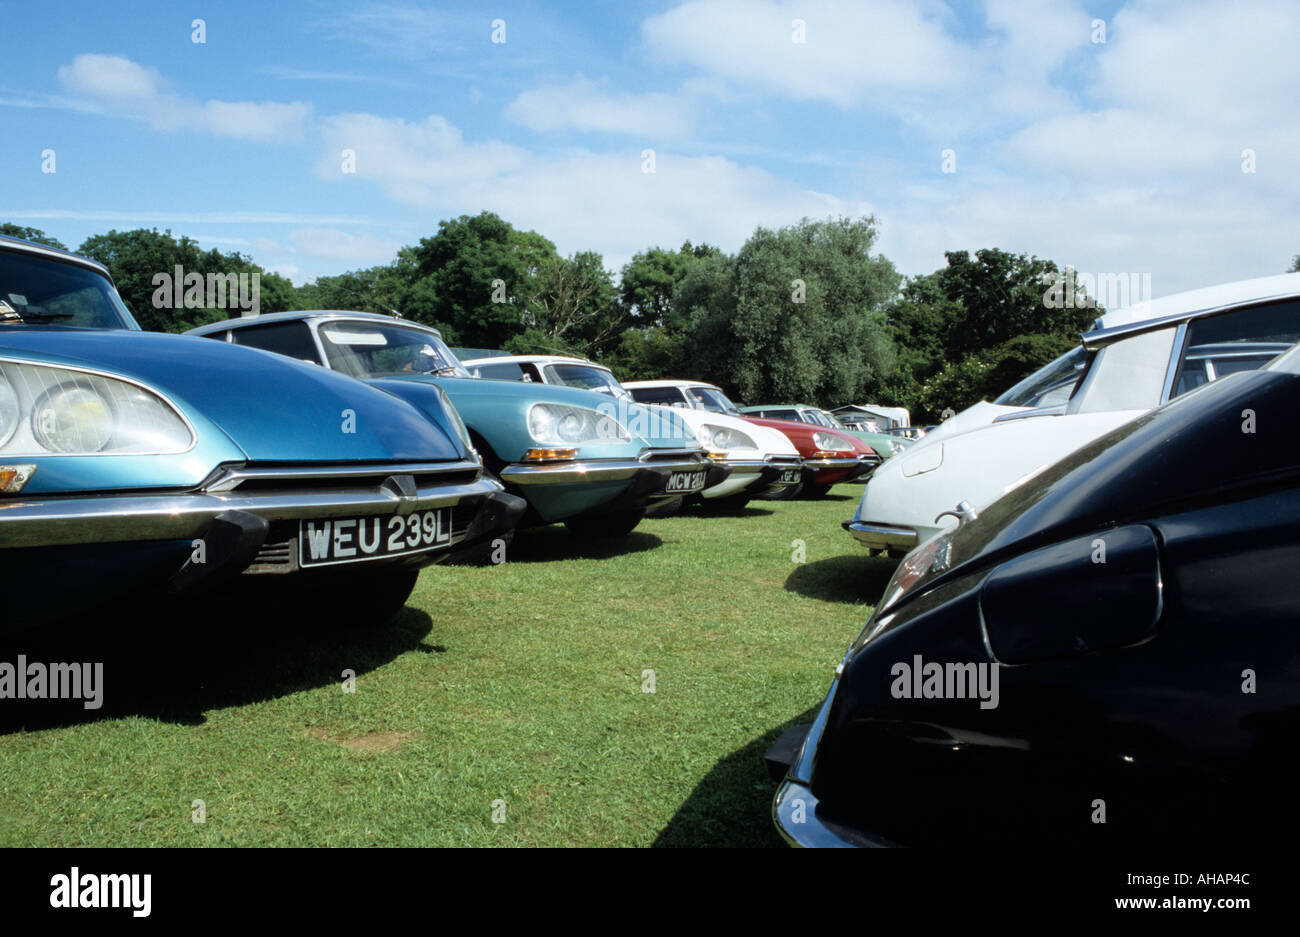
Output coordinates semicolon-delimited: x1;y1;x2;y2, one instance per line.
504;528;663;563
653;705;820;847
784;554;900;606
0;595;437;735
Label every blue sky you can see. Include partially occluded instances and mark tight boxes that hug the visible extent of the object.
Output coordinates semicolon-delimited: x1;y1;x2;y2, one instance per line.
3;0;1297;297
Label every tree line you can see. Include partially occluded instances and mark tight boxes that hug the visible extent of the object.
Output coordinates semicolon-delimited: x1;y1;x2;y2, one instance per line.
5;216;1130;422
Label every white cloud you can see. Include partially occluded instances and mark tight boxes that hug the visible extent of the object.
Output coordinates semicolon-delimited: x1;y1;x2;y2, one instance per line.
642;0;975;107
316;110;868;272
288;227;404;266
57;53;312;142
506;78;694;138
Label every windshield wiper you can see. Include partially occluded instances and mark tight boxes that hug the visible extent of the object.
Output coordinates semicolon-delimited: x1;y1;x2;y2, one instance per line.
0;305;74;324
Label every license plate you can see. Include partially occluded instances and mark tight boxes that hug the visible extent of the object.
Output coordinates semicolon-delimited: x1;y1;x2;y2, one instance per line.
779;468;801;484
299;508;452;567
666;469;707;493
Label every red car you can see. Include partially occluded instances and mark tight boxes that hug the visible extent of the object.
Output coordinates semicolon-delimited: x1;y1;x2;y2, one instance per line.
740;417;879;497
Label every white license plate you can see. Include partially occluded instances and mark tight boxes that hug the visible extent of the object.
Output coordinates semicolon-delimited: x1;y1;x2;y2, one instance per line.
779;468;801;484
666;469;707;493
299;508;452;567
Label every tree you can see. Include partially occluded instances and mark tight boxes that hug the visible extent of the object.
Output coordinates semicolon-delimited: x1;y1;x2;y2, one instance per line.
1;224;66;250
919;332;1078;418
715;216;900;407
1289;255;1299;273
619;241;720;330
934;248;1094;360
77;228;294;332
410;212;557;349
883;248;1097;420
521;251;624;358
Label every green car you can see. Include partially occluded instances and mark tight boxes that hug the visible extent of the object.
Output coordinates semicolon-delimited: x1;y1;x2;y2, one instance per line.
737;404;911;460
189;312;718;541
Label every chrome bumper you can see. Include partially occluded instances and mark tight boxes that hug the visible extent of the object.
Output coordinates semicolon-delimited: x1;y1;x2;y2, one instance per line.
498;451;710;492
771;674;898;848
842;520;919;551
0;461;502;549
773;780;897;848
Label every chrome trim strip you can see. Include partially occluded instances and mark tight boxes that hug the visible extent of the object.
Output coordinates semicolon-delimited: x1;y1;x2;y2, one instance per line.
201;460;482;492
499;457;704;486
0;237;111;277
802;456;862;469
0;476;504;549
1080;291;1300;350
1160;321;1189;403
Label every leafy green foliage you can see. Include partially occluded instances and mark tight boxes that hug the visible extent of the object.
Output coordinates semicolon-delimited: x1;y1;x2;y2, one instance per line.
76;228;294;332
885;248;1097;421
0;224;66;250
919;332;1079;417
410;212;557;349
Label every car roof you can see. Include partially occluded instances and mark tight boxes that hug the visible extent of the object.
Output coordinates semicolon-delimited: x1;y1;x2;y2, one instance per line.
1085;273;1300;348
460;353;606;370
623;379;723;391
188;309;443;339
0;234;111;278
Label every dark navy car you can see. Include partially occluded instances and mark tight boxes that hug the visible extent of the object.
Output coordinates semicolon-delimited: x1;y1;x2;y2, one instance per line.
0;236;523;629
771;341;1300;846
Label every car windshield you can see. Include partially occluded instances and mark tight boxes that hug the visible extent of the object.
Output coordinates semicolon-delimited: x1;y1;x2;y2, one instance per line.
818;410;850;429
688;386;741;414
318;321;472;378
544;363;629;397
0;248;138;330
993;345;1089;408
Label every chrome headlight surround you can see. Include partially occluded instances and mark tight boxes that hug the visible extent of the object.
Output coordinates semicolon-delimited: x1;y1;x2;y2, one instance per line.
0;370;19;450
526;402;629;446
0;359;195;456
812;431;854;453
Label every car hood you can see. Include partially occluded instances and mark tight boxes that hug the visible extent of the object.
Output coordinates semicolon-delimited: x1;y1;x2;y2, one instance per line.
645;407;798;457
400;375;699;449
0;329;462;463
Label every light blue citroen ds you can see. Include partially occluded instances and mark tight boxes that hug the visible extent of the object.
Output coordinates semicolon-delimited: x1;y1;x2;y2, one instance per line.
0;236;523;631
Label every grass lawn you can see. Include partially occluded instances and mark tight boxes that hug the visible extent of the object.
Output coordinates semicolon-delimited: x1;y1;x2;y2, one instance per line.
0;484;900;847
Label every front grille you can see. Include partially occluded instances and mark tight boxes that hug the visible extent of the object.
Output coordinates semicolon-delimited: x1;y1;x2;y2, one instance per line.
200;461;481;494
246;541;295;574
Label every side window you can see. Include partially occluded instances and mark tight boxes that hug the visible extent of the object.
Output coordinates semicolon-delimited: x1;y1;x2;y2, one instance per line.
520;363;545;383
231;321;320;364
1171;300;1300;399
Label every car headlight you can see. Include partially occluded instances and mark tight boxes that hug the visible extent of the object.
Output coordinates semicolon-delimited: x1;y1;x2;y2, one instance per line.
527;403;629;446
812;431;854;453
698;424;756;452
0;371;19;449
0;361;193;455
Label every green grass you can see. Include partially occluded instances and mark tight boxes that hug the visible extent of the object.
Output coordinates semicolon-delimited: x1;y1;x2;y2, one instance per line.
0;485;900;847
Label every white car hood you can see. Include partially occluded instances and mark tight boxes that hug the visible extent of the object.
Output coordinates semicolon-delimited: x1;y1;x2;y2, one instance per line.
647;406;797;458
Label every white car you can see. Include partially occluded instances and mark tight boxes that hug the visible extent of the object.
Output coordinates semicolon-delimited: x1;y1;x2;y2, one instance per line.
846;272;1300;555
460;356;802;504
